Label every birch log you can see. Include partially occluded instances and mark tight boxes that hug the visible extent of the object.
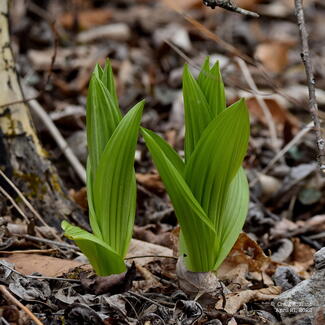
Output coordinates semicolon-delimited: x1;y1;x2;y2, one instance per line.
0;1;87;229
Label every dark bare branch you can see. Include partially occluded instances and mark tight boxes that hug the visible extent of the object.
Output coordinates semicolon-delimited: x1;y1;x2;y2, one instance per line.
203;0;259;17
294;0;325;174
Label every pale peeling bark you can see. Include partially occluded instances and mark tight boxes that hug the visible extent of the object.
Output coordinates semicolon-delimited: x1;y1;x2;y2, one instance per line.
0;1;87;229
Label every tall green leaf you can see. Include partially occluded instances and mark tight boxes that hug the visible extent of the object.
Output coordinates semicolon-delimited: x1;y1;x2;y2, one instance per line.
86;75;122;177
213;168;249;269
102;59;119;110
185;99;250;232
140;128;185;175
197;58;226;117
62;221;126;275
86;158;102;239
183;64;212;162
142;128;217;271
94;101;144;257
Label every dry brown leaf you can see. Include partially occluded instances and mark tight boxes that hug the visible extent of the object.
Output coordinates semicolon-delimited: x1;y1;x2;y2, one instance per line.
290;237;315;275
247;97;300;132
237;0;264;10
217;263;250;288
271;214;325;239
133;225;174;248
133;263;163;291
136;173;165;192
127;239;174;266
162;0;203;11
69;187;88;210
217;233;279;288
215;286;281;314
222;233;273;273
255;41;294;73
59;9;112;30
2;254;83;277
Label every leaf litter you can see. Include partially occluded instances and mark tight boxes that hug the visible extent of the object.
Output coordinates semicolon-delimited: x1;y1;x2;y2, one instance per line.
1;0;325;324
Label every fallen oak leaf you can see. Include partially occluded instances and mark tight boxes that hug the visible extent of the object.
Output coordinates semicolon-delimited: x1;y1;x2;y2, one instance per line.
215;286;282;314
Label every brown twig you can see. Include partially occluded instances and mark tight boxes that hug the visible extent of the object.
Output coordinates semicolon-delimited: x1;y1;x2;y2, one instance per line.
0;285;44;325
294;0;325;174
203;0;259;17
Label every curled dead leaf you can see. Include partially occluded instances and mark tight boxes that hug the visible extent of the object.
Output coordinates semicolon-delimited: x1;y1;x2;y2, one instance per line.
215;286;282;314
136;173;165;193
255;41;294;73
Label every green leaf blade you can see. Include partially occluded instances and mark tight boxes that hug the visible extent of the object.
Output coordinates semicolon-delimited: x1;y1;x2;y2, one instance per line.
213;167;249;269
183;64;213;162
140;128;185;175
93;101;144;257
86;75;122;177
61;221;126;276
185;99;250;239
197;59;226;117
142;128;217;271
102;59;120;110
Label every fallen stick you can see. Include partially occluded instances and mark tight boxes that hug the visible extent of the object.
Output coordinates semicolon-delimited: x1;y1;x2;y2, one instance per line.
203;0;259;17
294;0;325;174
0;285;44;325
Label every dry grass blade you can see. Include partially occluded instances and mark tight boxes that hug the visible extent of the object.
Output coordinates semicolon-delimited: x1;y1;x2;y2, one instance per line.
294;0;325;174
236;57;280;152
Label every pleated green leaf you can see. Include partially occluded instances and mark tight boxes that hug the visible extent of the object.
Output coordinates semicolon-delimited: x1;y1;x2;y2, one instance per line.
142;128;217;271
61;221;126;276
183;64;212;162
86;74;122;178
213;167;249;270
102;59;119;110
63;60;143;276
86;158;102;239
94;101;144;257
143;58;250;272
140;128;185;175
185;99;250;231
197;57;226;117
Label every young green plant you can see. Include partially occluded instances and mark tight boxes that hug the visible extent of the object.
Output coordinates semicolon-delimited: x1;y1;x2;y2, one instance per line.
62;60;144;276
142;58;250;272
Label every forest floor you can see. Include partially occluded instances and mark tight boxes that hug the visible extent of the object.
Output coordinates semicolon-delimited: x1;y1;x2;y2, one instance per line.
0;0;325;324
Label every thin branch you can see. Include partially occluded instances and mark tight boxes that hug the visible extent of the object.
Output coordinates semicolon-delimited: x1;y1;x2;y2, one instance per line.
250;121;314;187
21;234;78;250
294;0;325;174
0;285;44;325
203;0;259;17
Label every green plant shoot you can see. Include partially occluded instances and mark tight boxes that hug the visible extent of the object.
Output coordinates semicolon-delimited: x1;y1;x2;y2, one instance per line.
142;58;250;272
62;60;144;276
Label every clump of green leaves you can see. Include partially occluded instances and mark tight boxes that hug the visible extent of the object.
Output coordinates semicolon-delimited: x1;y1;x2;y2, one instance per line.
143;58;250;272
62;60;144;276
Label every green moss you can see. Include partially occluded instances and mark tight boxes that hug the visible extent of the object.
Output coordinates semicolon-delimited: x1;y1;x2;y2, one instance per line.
14;171;47;199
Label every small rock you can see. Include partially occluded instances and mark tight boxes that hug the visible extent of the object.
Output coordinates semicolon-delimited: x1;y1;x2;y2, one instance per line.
273;248;325;324
273;266;301;291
